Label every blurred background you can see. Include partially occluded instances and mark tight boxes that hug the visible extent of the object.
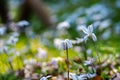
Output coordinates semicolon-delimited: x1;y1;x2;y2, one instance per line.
0;0;120;80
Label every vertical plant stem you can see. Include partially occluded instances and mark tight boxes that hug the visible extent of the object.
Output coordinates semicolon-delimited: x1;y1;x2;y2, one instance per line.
0;74;2;80
92;41;101;65
5;52;14;72
8;60;14;72
82;42;87;60
66;48;69;80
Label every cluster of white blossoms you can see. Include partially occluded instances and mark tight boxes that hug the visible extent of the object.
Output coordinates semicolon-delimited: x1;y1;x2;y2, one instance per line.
57;23;97;80
58;24;97;50
7;32;19;46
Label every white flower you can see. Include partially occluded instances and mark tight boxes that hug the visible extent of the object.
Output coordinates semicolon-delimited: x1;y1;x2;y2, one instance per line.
57;21;70;30
37;48;47;59
50;57;63;69
50;58;58;69
86;49;92;55
7;36;18;45
99;19;111;31
54;38;63;48
24;58;37;65
80;24;97;42
84;58;95;66
40;75;51;80
70;73;87;80
60;39;73;50
10;32;19;37
17;20;30;27
87;73;96;79
70;73;77;80
77;74;87;80
101;29;111;40
0;27;6;35
0;46;9;53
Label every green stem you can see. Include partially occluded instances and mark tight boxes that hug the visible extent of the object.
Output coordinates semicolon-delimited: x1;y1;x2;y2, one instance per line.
82;42;87;60
92;41;101;65
66;48;69;80
5;53;14;72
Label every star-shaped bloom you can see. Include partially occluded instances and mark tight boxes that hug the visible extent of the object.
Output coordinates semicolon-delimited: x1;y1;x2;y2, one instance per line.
80;24;97;42
84;58;95;66
70;73;78;80
40;75;51;80
87;73;96;79
70;73;87;80
77;74;87;80
60;39;73;50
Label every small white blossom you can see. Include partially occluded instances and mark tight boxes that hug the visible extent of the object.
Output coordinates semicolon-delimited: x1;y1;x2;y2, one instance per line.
54;38;63;48
80;24;97;42
7;36;18;45
0;27;6;35
40;75;51;80
57;21;70;30
86;49;92;55
101;29;111;40
0;46;9;53
76;17;87;25
37;48;47;59
87;73;96;79
50;57;63;69
84;58;95;66
60;39;73;50
77;74;87;80
50;58;58;69
17;20;30;27
99;19;111;31
10;32;19;37
70;73;77;80
24;59;37;65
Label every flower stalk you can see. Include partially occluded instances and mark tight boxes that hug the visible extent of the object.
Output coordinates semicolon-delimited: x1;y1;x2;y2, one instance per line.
60;39;73;80
92;40;101;65
4;52;14;72
65;44;69;80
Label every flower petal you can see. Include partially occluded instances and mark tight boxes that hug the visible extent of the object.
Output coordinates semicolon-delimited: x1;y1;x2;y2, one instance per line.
81;26;89;34
92;33;97;41
83;35;89;42
88;24;93;33
65;39;73;48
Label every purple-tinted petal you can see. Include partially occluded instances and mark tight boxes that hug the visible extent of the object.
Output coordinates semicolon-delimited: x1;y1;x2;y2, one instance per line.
84;35;89;42
92;33;97;41
81;26;89;34
88;24;93;33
